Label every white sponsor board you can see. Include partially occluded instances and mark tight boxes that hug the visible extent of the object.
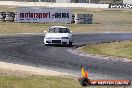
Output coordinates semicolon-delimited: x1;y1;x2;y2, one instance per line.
16;8;72;23
109;4;132;9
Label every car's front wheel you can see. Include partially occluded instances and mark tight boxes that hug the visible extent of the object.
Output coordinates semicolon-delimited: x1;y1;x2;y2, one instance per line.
45;44;49;46
69;41;72;46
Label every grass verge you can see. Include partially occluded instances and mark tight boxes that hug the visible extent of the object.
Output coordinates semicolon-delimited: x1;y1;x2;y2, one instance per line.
79;41;132;60
0;6;132;34
0;22;132;34
0;75;125;88
0;75;81;88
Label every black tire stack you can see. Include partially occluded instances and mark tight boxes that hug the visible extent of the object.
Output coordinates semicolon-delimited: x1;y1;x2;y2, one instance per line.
0;12;15;22
74;14;93;24
0;12;6;22
5;12;15;22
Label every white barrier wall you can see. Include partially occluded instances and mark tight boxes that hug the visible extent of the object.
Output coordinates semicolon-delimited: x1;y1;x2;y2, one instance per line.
0;1;109;8
123;0;132;4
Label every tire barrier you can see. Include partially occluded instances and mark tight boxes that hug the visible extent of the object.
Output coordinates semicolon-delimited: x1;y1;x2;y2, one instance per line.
5;12;15;22
0;12;6;22
0;12;15;22
14;12;17;22
75;14;93;24
71;14;75;23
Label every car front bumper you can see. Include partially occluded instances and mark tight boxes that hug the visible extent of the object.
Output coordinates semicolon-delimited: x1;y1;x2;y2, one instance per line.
44;38;70;45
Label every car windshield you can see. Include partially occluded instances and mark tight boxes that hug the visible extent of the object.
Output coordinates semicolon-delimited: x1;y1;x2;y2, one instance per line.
48;28;70;33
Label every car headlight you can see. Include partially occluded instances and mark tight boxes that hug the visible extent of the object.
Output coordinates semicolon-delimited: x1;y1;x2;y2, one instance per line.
61;37;69;39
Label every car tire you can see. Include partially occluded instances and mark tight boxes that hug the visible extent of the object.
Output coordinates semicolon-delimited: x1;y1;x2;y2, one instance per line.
69;41;72;47
45;44;49;46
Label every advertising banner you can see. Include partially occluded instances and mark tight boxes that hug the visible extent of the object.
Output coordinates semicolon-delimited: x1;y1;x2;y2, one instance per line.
16;8;72;23
109;4;132;9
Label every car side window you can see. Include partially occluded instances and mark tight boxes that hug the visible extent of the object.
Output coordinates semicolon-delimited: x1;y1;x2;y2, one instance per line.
67;29;70;33
48;28;54;33
59;28;63;33
64;28;70;33
59;28;70;33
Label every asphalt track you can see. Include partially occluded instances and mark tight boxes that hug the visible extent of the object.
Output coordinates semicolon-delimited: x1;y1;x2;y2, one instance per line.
0;33;132;80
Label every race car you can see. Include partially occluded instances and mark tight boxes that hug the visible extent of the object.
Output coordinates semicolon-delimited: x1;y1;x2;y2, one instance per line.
44;26;72;46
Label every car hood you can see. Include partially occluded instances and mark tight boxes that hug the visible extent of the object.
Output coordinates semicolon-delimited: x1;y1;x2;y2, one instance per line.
45;33;70;38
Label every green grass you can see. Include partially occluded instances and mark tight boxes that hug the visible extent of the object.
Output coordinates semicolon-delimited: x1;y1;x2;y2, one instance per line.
0;75;80;88
80;41;132;60
0;75;125;88
0;6;132;34
1;22;132;34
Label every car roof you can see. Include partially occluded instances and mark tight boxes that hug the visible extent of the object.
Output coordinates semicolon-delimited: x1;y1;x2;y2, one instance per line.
50;26;68;29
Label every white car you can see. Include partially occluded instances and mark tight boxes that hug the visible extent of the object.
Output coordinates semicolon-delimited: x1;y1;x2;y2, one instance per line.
44;26;73;46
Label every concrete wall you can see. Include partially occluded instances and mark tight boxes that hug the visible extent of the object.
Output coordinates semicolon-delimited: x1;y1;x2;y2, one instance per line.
56;0;71;3
78;0;86;3
123;0;132;4
33;0;55;2
0;1;109;8
99;0;113;4
0;0;55;2
73;0;99;3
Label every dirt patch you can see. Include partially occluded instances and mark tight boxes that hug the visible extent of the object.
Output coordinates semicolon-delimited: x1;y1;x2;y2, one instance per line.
0;61;73;77
67;48;132;63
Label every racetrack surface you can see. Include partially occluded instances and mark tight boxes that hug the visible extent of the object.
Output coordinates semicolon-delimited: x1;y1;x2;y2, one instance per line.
0;33;132;80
